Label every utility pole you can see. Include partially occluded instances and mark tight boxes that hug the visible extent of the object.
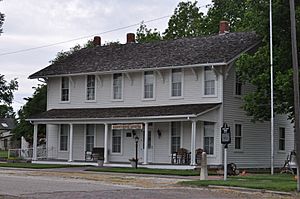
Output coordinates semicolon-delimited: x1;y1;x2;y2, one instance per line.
289;0;300;192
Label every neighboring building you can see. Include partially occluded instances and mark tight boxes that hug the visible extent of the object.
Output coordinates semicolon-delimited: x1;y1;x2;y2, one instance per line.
0;118;15;150
28;22;293;168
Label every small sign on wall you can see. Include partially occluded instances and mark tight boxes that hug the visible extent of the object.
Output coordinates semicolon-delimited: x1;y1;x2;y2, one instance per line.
112;124;143;130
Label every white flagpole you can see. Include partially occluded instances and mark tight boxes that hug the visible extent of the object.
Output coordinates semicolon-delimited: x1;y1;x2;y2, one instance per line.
270;0;274;175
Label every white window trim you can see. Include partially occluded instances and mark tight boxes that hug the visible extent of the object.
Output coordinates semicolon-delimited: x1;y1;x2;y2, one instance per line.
110;129;123;155
169;69;184;99
85;75;97;102
202;67;218;98
58;124;69;152
142;71;156;101
84;124;97;152
278;127;286;152
233;122;244;152
111;73;124;102
233;70;242;98
60;77;70;103
169;121;183;154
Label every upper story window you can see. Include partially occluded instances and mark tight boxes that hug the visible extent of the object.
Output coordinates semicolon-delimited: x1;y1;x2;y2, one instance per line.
204;66;216;95
86;75;96;101
171;69;183;97
144;71;154;99
113;73;123;100
61;77;70;102
235;72;242;95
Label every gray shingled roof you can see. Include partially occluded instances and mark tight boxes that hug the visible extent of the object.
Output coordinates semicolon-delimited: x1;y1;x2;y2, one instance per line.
29;103;220;120
29;32;260;79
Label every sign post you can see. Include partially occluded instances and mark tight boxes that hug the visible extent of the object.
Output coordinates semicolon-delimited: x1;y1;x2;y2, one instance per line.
221;123;231;181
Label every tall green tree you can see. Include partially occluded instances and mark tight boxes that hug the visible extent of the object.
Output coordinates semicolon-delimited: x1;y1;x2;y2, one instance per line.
13;85;47;142
163;1;206;39
0;74;18;118
0;0;4;35
136;21;162;43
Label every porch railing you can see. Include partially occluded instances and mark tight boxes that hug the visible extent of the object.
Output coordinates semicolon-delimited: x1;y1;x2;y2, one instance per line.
8;146;47;160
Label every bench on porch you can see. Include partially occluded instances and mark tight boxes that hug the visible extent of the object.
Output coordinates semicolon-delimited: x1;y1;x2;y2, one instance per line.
171;148;191;165
171;148;204;165
85;147;104;161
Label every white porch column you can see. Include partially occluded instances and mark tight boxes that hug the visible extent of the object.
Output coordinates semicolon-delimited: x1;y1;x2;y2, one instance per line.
104;123;108;163
143;122;148;164
68;123;73;162
190;120;196;165
32;124;38;161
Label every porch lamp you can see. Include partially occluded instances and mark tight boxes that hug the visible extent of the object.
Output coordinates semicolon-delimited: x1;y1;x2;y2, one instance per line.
157;128;162;138
134;136;139;169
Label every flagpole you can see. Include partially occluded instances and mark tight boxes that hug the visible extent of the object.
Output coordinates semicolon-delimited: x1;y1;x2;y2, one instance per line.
269;0;274;175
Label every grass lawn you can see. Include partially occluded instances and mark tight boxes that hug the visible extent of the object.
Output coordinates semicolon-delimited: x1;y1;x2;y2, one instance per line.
87;167;204;176
0;150;8;158
180;174;297;192
0;162;83;169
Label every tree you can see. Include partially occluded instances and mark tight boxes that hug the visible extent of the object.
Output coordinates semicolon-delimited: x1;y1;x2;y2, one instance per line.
136;21;162;43
0;74;18;118
13;85;46;142
0;0;4;35
163;1;206;39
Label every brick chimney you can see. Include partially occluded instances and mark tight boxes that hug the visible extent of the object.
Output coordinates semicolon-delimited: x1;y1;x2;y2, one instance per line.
126;33;135;43
93;36;101;46
219;21;230;34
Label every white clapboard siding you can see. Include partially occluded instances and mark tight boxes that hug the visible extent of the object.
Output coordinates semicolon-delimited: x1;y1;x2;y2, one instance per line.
72;124;84;160
223;65;293;168
47;69;221;110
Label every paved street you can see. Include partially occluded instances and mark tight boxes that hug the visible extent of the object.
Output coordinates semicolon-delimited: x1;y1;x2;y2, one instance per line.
0;168;296;199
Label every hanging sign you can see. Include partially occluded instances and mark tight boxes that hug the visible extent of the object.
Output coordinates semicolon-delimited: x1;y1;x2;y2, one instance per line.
112;124;143;130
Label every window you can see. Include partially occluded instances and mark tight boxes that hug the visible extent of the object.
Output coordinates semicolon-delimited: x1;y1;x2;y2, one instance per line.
113;73;122;100
60;124;69;151
86;124;95;152
61;77;69;101
171;69;182;97
144;71;154;99
279;127;285;151
112;130;121;153
235;72;242;95
235;124;242;150
204;66;216;95
204;122;214;155
171;122;181;153
86;75;96;100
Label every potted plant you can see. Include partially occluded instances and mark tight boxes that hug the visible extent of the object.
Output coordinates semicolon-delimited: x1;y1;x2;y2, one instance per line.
129;157;138;168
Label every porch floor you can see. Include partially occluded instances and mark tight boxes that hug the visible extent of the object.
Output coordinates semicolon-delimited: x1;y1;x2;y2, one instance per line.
32;160;196;170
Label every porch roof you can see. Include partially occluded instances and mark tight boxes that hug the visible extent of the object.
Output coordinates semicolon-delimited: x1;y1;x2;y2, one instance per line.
28;103;221;122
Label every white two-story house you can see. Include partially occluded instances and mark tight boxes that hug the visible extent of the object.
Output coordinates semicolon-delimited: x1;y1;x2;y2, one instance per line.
28;22;294;168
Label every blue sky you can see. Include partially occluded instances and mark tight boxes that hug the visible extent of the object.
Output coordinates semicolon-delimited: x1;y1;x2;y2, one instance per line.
0;0;211;112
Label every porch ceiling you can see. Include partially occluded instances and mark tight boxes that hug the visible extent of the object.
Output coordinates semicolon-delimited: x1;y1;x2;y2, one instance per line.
28;103;221;122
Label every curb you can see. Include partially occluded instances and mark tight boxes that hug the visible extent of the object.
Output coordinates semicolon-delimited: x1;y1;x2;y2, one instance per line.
208;185;293;196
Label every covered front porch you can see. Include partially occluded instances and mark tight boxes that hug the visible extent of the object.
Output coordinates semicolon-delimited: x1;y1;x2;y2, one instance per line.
29;103;222;167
